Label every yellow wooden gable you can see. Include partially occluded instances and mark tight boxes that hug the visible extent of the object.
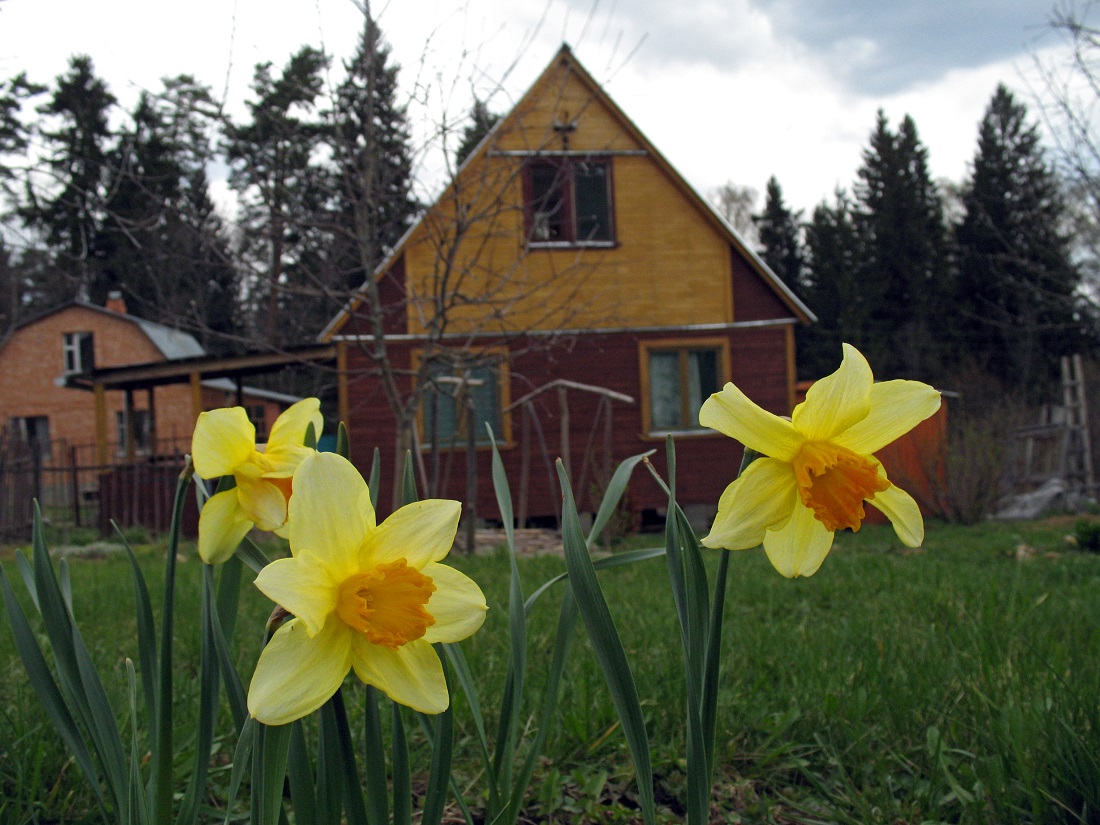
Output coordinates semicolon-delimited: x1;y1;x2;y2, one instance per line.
321;44;811;342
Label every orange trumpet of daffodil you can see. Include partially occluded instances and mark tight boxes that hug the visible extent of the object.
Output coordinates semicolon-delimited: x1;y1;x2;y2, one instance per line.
190;398;322;564
700;343;941;578
246;451;487;725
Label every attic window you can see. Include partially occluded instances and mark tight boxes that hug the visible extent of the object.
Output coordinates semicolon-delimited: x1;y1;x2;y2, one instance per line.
524;158;614;246
62;331;95;374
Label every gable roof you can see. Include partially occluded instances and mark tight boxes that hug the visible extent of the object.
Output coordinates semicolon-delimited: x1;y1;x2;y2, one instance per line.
320;44;814;342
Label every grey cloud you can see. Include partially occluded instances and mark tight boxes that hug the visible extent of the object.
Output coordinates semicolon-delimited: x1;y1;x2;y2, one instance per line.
559;0;1048;95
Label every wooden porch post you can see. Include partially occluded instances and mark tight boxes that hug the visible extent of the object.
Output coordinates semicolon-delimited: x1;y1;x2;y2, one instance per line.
337;340;349;426
146;387;157;457
190;371;203;424
123;389;136;464
94;382;108;467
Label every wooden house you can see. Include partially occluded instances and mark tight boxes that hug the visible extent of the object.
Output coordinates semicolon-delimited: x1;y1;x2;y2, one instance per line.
320;44;814;527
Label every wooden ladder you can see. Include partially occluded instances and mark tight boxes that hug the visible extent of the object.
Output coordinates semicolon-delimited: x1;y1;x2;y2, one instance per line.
1060;354;1096;494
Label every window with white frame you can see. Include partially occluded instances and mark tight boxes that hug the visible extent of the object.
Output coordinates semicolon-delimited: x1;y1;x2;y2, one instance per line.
62;331;95;373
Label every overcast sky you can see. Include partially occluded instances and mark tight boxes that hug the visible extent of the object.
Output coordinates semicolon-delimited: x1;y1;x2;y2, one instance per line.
0;0;1065;219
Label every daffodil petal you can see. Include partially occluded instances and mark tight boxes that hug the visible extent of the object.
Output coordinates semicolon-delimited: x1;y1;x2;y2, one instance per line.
191;408;255;479
261;444;317;478
701;457;798;550
364;499;461;569
351;637;448;714
288;452;368;575
699;383;802;461
253;552;338;637
198;488;253;564
762;504;835;578
833;380;942;455
870;484;925;547
247;617;352;726
267;398;323;452
792;343;873;442
420;563;488;643
236;475;289;533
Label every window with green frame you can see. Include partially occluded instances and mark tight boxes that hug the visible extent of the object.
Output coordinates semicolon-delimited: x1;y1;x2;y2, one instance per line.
421;361;502;447
646;346;721;432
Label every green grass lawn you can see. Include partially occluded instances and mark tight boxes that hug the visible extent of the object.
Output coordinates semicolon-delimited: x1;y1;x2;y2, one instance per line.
2;517;1099;823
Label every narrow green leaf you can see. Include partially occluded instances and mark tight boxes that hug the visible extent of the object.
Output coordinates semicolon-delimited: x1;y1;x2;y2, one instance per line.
363;686;388;825
367;447;381;511
556;459;656;825
252;722;292;825
286;722;317;825
235;536;272;574
215;554;243;642
501;587;579;825
154;466;193;824
15;549;38;612
700;449;754;787
442;644;494;786
174;566;223;825
586;450;656;546
331;690;369;825
304;421;318;449
316;698;346;825
120;540;157;753
72;615;130;816
392;704;412;825
489;433;525;804
29;504;127;813
419;644;455;825
222;718;256;825
523;547;666;614
0;565;108;817
209;583;248;734
401;450;419;505
124;659;151;825
336;421;351;459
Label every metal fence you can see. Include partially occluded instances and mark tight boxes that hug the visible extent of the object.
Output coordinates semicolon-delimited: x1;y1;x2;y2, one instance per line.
0;432;195;543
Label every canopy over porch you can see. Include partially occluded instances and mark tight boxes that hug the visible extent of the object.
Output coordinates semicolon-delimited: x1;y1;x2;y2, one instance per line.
61;343;343;464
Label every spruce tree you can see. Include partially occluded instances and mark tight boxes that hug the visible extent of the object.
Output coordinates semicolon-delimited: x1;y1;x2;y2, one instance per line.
754;176;804;297
22;55;117;302
955;84;1086;397
854;111;953;381
801;190;867;378
97;76;240;348
330;15;417;288
0;72;45;198
455;98;500;168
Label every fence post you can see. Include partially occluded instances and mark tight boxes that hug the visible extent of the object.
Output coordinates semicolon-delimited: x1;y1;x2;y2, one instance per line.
70;444;81;527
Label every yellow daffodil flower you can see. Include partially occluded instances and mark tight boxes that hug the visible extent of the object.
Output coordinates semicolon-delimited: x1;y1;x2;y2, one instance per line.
246;451;488;725
700;343;941;578
191;398;322;564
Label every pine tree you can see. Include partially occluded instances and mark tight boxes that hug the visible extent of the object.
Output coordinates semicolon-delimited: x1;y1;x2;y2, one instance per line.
955;84;1087;396
854;111;953;381
224;46;329;347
